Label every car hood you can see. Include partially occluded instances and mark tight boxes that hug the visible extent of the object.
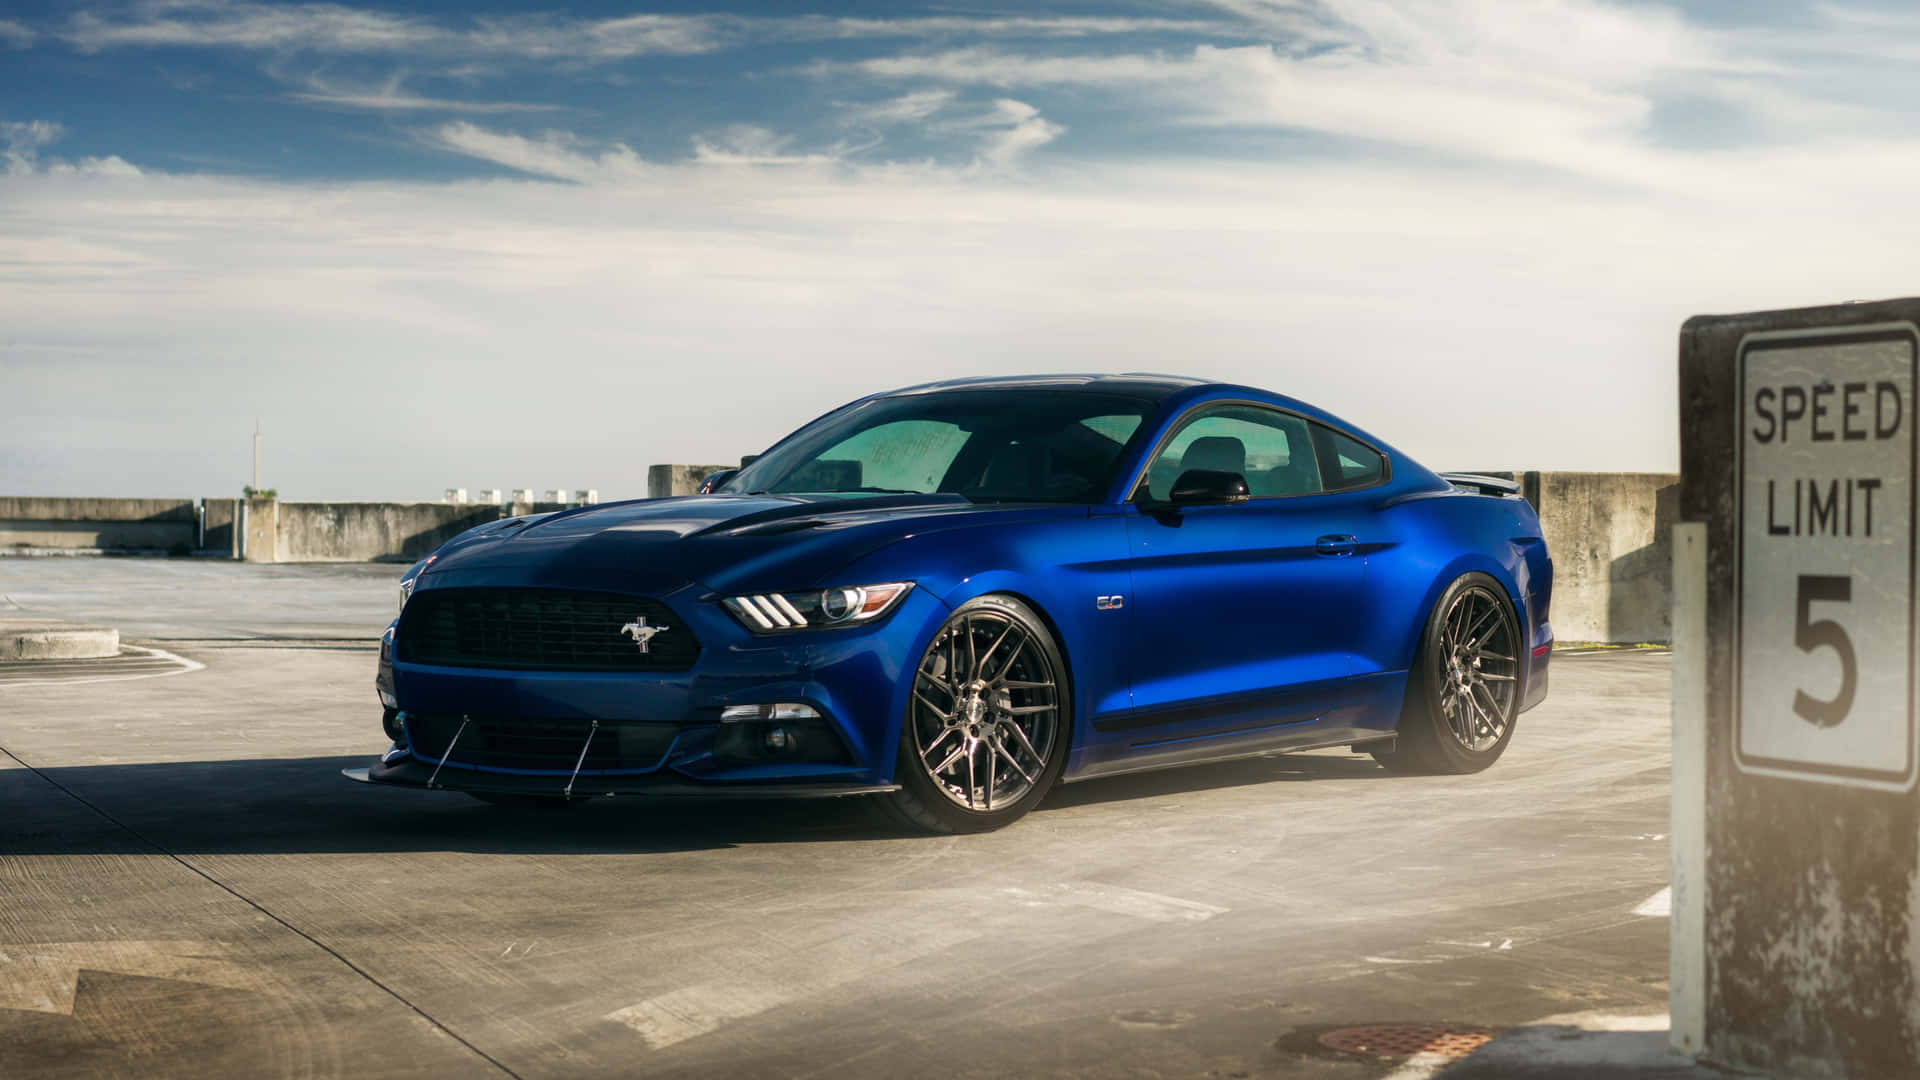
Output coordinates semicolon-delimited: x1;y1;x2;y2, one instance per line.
415;493;1081;596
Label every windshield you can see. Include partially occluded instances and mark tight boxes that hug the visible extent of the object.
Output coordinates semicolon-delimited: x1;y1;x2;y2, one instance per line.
728;389;1158;503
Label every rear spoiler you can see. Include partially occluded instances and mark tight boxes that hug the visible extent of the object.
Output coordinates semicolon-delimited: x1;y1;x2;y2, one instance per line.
1439;472;1523;497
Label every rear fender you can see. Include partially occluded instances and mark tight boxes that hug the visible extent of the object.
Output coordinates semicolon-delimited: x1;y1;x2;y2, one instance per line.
1366;492;1547;675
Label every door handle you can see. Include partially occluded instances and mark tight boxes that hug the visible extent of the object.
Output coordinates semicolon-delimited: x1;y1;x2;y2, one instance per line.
1315;534;1359;557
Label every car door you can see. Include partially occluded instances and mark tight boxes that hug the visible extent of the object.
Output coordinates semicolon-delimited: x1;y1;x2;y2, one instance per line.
1113;402;1369;745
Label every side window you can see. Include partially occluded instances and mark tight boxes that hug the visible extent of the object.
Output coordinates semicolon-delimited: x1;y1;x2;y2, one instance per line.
1145;404;1322;500
1314;424;1387;491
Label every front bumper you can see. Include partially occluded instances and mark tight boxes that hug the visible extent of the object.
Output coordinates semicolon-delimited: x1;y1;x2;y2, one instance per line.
357;580;948;796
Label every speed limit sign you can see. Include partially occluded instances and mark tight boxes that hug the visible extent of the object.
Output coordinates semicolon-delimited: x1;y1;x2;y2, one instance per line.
1736;323;1920;790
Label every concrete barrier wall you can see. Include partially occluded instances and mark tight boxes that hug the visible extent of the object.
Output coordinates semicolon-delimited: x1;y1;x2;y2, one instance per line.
1523;471;1678;644
275;502;514;563
0;496;197;553
0;477;1684;642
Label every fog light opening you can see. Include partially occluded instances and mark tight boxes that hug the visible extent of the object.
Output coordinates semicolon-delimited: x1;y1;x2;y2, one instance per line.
711;709;848;766
382;707;405;742
720;702;821;723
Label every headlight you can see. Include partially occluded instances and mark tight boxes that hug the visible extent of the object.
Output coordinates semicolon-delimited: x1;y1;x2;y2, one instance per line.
723;582;912;632
398;577;416;615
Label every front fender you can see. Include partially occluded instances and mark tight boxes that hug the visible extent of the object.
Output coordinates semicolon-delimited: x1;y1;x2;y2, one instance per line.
833;511;1136;771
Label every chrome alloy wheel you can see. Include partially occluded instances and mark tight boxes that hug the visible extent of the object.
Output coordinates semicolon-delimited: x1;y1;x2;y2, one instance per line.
1437;584;1520;752
909;610;1061;812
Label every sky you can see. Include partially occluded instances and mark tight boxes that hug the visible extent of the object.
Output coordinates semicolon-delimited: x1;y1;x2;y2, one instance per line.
4;0;1920;501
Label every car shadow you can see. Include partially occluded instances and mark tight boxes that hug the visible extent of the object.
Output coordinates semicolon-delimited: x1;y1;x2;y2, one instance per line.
1040;749;1392;810
3;749;1395;856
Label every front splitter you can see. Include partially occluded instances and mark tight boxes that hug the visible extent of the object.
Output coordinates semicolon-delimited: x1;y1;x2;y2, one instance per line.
343;758;899;800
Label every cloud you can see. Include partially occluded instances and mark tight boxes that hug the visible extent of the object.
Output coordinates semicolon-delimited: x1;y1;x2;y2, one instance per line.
2;120;63;174
0;19;34;48
290;74;563;113
14;106;1920;501
840;90;958;130
65;3;439;53
428;121;649;183
2;120;140;177
690;126;840;167
52;3;1222;59
816;0;1914;193
957;100;1066;168
11;3;1920;500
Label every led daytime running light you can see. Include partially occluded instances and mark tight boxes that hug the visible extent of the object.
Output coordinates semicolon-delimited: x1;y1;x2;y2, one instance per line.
724;582;912;632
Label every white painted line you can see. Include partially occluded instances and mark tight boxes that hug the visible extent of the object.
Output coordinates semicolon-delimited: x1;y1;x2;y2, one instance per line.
1005;883;1228;923
607;883;1225;1051
0;645;204;688
1635;886;1672;918
608;981;798;1050
607;923;982;1050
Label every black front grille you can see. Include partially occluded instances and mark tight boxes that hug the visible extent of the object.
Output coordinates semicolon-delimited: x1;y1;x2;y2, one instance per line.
397;588;698;672
407;713;679;773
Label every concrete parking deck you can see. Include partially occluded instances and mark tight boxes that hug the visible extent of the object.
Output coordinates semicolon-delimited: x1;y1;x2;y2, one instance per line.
0;560;1676;1079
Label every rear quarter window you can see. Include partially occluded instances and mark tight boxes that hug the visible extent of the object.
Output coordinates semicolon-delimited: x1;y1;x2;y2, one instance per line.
1314;424;1387;491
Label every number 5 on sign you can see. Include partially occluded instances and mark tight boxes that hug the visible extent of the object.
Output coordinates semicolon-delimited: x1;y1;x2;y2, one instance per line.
1793;575;1854;729
1737;324;1918;791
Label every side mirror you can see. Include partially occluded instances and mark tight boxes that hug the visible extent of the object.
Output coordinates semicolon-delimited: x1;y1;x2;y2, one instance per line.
1166;469;1250;507
697;469;739;495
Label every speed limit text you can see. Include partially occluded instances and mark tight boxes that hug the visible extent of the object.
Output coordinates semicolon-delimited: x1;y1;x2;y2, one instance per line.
1754;380;1903;538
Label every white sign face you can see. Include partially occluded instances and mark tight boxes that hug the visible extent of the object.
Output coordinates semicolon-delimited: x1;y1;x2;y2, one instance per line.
1737;323;1920;790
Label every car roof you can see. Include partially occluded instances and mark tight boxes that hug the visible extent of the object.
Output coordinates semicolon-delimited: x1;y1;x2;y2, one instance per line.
881;373;1213;400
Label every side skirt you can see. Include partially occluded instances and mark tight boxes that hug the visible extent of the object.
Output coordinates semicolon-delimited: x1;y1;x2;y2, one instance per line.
1062;727;1398;783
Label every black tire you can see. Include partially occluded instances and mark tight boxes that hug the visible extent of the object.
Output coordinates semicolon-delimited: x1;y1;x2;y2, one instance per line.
466;791;588;809
882;594;1071;834
1372;572;1522;775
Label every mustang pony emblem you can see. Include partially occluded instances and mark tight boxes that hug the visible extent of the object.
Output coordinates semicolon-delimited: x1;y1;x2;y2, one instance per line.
619;616;668;654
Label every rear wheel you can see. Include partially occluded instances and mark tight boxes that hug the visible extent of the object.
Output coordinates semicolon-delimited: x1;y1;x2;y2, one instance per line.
1373;572;1521;774
882;595;1070;833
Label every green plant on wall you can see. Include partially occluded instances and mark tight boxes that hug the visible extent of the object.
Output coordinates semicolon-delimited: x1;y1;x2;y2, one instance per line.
242;485;278;499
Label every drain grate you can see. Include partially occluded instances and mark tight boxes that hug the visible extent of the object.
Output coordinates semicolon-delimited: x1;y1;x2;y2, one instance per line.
1317;1025;1493;1059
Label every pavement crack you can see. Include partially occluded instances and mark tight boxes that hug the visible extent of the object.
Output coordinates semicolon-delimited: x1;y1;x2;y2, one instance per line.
0;740;523;1080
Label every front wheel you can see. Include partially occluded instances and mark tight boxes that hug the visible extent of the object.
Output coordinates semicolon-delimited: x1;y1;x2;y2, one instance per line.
881;595;1070;833
1373;572;1522;775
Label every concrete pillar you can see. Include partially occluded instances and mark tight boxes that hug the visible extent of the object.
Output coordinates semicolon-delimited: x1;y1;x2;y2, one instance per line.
1678;298;1920;1077
200;497;241;557
648;464;733;498
242;497;278;563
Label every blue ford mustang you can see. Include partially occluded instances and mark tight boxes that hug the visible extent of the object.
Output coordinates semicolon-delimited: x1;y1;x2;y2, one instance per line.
348;374;1553;832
